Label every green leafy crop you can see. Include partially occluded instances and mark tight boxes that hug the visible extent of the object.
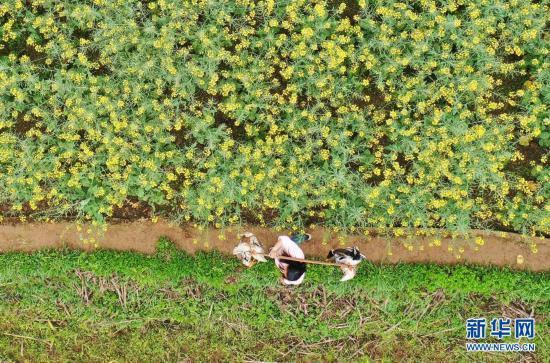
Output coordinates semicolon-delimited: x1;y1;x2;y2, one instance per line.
0;0;548;237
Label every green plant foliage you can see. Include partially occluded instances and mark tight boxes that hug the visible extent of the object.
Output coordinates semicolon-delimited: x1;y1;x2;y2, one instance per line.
0;245;548;361
155;237;179;261
0;0;548;236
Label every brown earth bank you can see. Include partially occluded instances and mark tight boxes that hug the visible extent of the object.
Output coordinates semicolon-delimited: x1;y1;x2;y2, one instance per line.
0;219;548;272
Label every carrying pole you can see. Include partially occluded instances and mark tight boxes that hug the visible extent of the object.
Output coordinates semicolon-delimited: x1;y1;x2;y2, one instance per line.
261;254;343;267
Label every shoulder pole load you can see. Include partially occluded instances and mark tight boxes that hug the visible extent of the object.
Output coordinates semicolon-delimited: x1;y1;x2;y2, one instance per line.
233;232;366;281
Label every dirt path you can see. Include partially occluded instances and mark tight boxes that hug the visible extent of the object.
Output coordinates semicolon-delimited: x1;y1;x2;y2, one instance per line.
0;220;548;272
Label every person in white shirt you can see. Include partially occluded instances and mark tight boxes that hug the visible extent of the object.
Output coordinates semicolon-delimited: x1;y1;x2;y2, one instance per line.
269;235;307;285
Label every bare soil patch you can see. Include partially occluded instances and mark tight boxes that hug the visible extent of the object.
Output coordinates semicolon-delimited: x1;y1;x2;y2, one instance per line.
0;220;547;271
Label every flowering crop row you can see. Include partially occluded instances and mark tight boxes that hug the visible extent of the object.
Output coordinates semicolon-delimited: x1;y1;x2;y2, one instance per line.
0;0;548;238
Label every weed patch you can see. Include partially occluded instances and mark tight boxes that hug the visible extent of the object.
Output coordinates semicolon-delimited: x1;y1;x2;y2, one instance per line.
0;248;547;361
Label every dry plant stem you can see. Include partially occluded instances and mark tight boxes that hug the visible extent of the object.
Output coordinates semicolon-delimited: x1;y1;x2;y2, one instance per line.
261;254;344;267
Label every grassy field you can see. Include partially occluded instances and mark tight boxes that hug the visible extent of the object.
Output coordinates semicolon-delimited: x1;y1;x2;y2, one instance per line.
0;239;548;362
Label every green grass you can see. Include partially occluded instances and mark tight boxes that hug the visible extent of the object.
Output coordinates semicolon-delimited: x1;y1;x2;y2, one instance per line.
0;239;548;362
